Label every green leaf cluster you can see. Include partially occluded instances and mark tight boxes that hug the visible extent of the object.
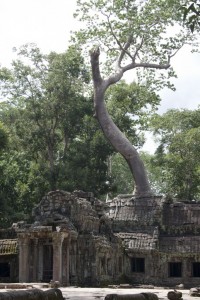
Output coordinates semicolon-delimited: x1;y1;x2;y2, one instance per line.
0;121;8;153
147;108;200;200
181;0;200;33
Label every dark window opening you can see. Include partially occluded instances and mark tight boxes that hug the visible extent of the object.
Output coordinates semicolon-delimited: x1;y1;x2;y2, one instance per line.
119;257;122;273
131;257;145;273
192;262;200;277
107;258;112;276
43;245;53;282
100;257;106;275
0;263;10;277
169;262;182;277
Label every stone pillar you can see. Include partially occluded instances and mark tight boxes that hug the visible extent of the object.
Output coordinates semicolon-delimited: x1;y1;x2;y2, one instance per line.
62;236;70;286
38;241;43;281
52;232;70;284
18;236;30;282
52;232;63;283
32;238;38;282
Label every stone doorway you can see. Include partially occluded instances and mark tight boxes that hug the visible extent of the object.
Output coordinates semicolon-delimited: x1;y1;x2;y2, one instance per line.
43;244;53;282
0;262;10;278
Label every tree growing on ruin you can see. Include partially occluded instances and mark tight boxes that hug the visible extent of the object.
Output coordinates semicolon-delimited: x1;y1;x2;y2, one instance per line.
74;0;197;197
0;43;160;224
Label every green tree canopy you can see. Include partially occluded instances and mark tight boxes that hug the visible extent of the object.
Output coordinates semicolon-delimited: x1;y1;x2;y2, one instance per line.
149;108;200;200
0;44;92;226
0;44;90;190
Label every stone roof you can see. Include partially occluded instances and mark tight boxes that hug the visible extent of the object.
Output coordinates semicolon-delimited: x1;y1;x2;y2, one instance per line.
0;239;18;255
116;232;158;251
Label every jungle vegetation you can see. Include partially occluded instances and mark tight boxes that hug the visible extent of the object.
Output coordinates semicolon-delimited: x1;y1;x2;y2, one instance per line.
0;0;199;227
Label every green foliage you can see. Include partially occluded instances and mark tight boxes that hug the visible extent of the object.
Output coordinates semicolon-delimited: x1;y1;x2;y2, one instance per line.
1;44;90;190
74;0;196;89
0;150;46;228
109;153;133;196
0;121;8;152
55;114;114;196
181;0;200;33
106;81;160;138
148;108;200;200
0;44;93;226
139;151;163;195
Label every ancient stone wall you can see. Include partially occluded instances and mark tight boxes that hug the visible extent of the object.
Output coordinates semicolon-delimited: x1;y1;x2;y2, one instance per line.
162;202;200;226
9;190;123;286
106;194;200;287
2;190;200;287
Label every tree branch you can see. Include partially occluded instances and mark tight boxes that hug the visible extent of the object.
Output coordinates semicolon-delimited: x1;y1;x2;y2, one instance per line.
132;36;145;62
117;34;134;67
105;69;124;87
122;61;170;72
105;15;134;63
89;47;103;86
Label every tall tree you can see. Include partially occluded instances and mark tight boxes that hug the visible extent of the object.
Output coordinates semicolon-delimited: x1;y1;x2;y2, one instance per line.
0;44;90;190
74;0;196;197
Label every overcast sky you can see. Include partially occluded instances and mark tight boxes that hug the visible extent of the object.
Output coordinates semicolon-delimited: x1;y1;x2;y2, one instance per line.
0;0;199;152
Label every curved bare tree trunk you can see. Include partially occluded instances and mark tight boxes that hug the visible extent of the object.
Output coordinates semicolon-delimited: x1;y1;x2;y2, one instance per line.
90;48;153;197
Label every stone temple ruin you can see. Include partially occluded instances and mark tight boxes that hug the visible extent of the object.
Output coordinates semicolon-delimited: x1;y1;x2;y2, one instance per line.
1;190;200;287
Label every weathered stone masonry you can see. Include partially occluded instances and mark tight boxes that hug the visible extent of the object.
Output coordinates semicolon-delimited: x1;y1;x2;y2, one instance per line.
107;195;200;287
0;191;122;286
1;191;200;287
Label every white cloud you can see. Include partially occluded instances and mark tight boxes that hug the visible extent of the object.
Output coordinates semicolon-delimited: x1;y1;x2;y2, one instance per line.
159;46;200;114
